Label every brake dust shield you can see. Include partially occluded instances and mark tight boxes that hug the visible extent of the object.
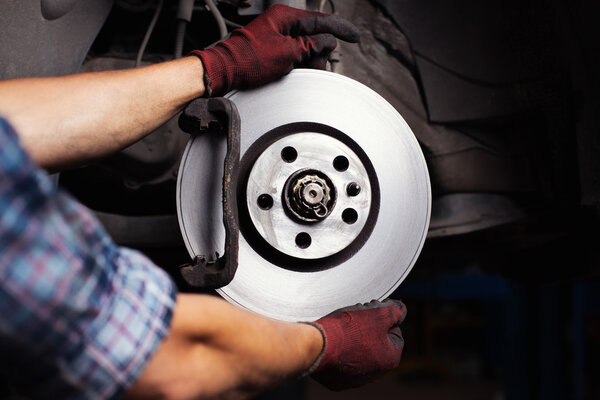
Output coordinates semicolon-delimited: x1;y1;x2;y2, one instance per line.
177;70;431;322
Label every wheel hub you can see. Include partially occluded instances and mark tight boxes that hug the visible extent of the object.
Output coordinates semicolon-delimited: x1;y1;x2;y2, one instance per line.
245;132;373;260
284;169;335;222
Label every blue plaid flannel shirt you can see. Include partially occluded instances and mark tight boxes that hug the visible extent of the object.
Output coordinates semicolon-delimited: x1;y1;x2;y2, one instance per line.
0;118;177;399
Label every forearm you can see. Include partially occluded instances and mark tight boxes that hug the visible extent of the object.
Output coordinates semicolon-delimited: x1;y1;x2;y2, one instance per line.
0;56;205;171
126;294;323;400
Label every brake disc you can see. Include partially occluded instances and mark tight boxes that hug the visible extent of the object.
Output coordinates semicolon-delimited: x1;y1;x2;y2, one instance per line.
177;69;430;322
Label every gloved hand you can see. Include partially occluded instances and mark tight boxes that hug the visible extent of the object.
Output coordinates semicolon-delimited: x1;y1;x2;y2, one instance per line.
305;299;406;391
190;4;360;96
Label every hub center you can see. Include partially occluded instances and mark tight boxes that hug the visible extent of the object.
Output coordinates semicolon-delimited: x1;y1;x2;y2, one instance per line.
283;169;337;222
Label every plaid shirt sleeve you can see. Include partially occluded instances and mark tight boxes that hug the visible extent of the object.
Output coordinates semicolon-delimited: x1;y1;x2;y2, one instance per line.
0;118;177;399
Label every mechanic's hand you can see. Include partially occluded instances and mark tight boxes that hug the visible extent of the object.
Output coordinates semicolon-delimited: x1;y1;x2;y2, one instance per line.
305;299;406;391
190;4;360;96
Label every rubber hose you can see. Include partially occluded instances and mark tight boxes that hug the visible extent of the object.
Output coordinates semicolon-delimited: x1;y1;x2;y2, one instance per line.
205;0;228;39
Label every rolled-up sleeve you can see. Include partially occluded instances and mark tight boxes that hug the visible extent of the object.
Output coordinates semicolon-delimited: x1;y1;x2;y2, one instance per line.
0;118;177;399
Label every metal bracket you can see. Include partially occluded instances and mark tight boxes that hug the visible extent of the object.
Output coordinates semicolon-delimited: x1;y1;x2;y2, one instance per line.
178;97;240;289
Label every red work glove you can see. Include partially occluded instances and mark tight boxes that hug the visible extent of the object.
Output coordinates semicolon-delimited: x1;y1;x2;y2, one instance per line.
305;299;406;391
190;4;360;96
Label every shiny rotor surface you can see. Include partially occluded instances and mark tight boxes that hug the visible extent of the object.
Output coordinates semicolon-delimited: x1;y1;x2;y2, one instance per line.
177;69;431;322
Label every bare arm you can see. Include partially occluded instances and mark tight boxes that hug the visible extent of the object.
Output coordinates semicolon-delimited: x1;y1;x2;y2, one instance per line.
0;4;359;173
124;293;323;400
0;56;205;172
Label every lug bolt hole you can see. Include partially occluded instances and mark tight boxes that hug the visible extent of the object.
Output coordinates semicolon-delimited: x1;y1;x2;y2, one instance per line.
295;232;312;249
342;208;358;224
281;146;298;163
346;182;361;197
257;194;274;210
333;155;349;171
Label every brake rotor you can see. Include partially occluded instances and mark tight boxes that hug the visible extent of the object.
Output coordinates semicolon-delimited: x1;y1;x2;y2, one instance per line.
177;69;430;322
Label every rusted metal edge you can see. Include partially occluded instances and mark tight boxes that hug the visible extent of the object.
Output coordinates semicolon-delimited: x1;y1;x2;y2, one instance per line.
178;97;240;289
